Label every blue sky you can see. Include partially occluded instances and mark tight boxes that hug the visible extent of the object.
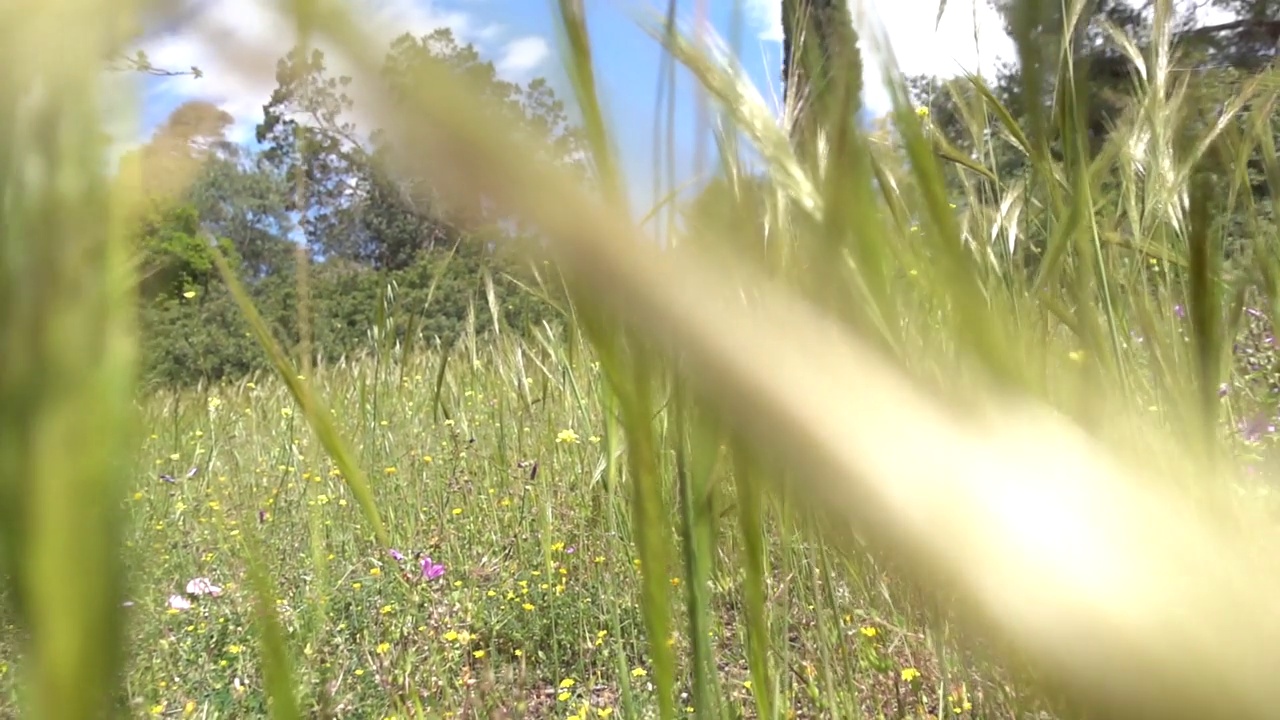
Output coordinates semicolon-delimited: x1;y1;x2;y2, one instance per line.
131;0;1024;214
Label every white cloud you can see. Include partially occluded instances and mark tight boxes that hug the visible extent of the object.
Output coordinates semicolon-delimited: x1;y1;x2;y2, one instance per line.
496;36;550;77
853;0;1016;115
137;0;541;145
745;0;785;43
477;23;507;43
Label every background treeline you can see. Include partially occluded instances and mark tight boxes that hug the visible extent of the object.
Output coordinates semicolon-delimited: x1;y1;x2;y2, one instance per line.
902;0;1280;273
123;29;579;388
130;0;1280;392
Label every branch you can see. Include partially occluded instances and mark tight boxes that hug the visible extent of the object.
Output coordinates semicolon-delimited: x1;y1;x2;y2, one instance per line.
109;51;203;79
1180;18;1280;40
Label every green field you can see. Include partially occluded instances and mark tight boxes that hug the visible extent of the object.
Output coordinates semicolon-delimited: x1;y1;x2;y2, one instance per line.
7;337;1020;718
8;0;1280;718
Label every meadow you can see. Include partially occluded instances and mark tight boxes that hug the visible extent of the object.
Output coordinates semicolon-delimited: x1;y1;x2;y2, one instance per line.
0;325;1033;718
3;308;1277;718
9;0;1280;719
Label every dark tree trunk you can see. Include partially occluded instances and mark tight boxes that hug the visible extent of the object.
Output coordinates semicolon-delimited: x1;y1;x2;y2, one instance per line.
780;0;864;155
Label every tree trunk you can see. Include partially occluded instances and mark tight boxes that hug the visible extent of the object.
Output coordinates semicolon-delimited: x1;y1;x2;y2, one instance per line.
780;0;864;156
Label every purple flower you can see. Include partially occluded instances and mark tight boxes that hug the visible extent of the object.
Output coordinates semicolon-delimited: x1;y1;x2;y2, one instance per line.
421;556;445;581
1239;413;1275;443
1174;304;1185;319
389;549;406;562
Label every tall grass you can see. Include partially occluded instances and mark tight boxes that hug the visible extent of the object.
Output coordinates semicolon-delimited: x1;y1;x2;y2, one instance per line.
8;0;1280;718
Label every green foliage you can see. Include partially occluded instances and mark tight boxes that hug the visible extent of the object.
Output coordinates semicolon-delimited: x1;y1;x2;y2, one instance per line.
137;242;557;387
1;341;1010;719
187;152;297;280
256;46;367;262
135;201;239;300
139;281;264;387
124;26;578;388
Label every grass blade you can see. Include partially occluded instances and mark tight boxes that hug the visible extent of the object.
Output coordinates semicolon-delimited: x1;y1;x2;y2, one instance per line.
211;249;389;549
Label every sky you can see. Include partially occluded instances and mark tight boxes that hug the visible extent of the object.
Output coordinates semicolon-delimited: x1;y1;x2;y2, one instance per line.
123;0;1024;214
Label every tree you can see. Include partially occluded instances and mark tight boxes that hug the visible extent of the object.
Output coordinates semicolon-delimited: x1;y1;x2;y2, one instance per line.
257;28;586;270
358;141;465;271
781;0;864;160
256;46;369;262
124;25;583;386
123;100;236;202
121;101;255;300
376;29;587;232
134;202;221;300
979;0;1280;147
187;150;297;280
905;0;1280;282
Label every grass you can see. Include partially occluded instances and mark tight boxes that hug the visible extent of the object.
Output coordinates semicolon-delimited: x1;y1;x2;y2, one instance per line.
2;320;1052;718
1;331;1034;719
13;0;1280;718
2;318;1277;718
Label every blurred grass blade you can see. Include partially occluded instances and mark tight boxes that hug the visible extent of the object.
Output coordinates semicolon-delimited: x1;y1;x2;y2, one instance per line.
0;1;139;717
243;542;302;720
211;249;389;549
635;12;822;219
1185;171;1221;453
964;73;1033;159
675;391;720;717
618;362;677;720
731;445;774;720
547;5;679;709
553;0;627;210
